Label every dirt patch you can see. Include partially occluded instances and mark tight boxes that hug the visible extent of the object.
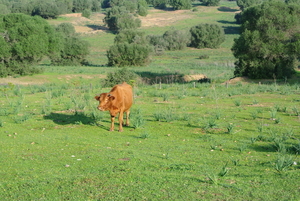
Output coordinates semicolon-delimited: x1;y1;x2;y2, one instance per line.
139;9;193;27
0;74;106;85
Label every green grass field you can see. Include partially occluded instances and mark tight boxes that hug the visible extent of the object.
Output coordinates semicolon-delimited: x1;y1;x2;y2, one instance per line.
1;1;300;200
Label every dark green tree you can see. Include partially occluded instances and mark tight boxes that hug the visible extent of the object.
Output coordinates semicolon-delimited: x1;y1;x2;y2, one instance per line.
103;6;141;32
189;23;225;48
0;13;62;77
170;0;192;10
72;0;91;12
232;1;300;79
107;29;152;66
50;23;90;66
201;0;220;6
236;0;261;11
114;29;148;44
162;28;191;50
107;43;152;66
32;1;60;19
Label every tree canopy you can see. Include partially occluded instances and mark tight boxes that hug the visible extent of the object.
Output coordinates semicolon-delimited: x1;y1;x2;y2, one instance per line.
0;13;62;77
232;1;300;79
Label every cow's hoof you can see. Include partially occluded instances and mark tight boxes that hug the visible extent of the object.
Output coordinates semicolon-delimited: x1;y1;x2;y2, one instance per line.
119;130;123;132
109;129;114;131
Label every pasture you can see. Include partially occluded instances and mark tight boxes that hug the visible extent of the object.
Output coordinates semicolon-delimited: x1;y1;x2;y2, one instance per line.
1;1;300;200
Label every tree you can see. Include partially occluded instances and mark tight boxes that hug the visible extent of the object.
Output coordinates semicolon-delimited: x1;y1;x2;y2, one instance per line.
201;0;220;6
31;1;60;19
189;24;225;48
0;13;62;77
236;0;261;11
162;28;191;50
232;1;300;79
170;0;192;10
50;23;90;66
107;30;152;66
103;6;141;32
72;0;92;12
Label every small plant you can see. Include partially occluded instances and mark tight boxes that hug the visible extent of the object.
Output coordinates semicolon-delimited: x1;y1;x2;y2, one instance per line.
275;117;281;124
252;99;259;105
139;131;150;139
199;54;209;59
257;122;264;133
238;143;248;153
131;108;145;129
274;154;294;173
205;117;217;129
206;173;218;185
232;159;239;166
292;106;299;116
233;100;242;106
218;163;229;177
226;123;234;134
161;93;170;102
251;110;258;120
0;119;3;127
270;108;277;120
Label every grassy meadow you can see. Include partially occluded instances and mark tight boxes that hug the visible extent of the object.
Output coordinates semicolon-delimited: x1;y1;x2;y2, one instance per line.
1;1;300;200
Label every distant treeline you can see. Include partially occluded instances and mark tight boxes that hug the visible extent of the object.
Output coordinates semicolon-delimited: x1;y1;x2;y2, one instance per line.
0;0;208;19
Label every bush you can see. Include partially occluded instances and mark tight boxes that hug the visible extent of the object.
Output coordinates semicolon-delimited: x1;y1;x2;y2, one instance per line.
31;1;60;19
202;0;220;6
0;13;62;77
190;23;225;48
104;6;141;32
162;28;191;50
103;68;140;87
236;0;261;11
170;0;192;10
82;9;91;18
114;29;148;44
50;23;90;66
232;1;300;79
107;43;152;66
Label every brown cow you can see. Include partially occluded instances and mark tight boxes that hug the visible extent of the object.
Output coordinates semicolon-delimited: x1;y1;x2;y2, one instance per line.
95;82;133;132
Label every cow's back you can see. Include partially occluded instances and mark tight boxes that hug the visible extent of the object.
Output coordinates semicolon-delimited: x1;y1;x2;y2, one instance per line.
110;82;133;111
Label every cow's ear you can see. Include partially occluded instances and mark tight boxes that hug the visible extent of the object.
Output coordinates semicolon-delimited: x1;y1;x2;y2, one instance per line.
109;95;115;101
95;96;100;100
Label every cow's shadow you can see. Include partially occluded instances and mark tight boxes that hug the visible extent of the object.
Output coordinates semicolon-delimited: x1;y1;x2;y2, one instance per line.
44;112;97;125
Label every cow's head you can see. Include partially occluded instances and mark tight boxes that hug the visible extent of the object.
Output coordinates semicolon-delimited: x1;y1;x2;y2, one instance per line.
95;93;115;111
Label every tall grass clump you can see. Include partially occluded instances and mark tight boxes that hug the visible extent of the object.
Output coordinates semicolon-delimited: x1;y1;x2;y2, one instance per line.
131;108;146;129
274;154;294;173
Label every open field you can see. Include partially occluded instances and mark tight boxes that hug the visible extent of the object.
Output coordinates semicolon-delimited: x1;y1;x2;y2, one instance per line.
1;1;300;200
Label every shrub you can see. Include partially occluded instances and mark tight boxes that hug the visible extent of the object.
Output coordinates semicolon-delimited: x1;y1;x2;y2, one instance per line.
50;23;90;66
232;1;300;79
202;0;220;6
236;0;261;11
102;68;140;87
114;29;148;44
190;23;225;48
82;9;91;18
162;28;191;50
0;13;62;77
107;43;152;66
31;1;60;19
104;6;141;32
170;0;192;10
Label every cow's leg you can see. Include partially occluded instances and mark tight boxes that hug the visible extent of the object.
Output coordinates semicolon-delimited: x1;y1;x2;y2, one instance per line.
118;111;124;132
110;115;115;131
125;110;130;126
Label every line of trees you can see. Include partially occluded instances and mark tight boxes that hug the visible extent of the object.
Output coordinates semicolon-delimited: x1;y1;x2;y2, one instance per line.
0;0;221;20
